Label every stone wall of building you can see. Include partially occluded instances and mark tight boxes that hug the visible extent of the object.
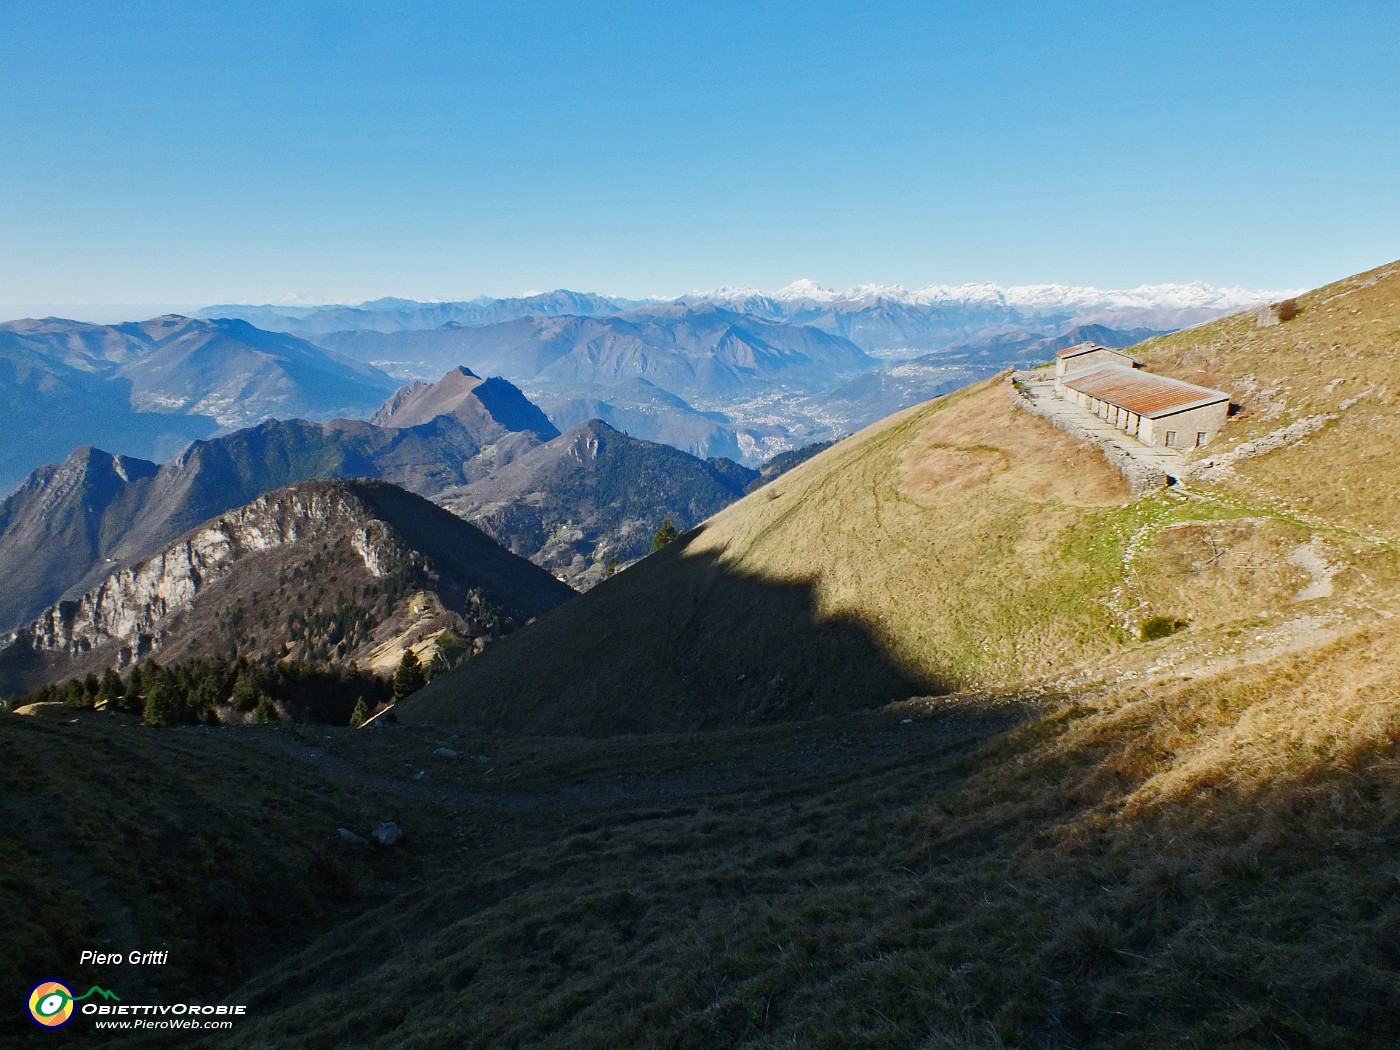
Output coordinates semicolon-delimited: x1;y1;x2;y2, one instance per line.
1139;401;1231;448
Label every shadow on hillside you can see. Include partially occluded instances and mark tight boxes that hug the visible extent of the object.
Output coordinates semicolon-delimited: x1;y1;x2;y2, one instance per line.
410;524;950;734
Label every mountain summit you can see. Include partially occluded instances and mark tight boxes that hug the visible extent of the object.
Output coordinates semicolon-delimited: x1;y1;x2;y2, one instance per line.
371;366;559;442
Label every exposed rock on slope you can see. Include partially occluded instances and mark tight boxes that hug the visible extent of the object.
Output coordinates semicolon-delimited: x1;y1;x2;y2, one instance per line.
0;479;574;695
0;372;557;632
371;365;559;441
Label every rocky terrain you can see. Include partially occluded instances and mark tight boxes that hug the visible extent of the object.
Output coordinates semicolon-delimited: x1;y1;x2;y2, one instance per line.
0;366;779;632
441;419;757;588
0;478;574;696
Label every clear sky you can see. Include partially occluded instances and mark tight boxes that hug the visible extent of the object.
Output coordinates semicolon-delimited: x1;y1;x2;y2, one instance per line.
2;0;1397;314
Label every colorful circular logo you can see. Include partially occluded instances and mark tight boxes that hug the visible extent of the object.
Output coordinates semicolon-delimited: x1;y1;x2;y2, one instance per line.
28;981;75;1029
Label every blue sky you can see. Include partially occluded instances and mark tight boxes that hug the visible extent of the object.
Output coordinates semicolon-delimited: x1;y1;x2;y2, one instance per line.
2;0;1397;313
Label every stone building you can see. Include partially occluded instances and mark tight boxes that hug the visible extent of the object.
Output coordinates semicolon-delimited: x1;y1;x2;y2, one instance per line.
1054;343;1140;390
1060;365;1231;449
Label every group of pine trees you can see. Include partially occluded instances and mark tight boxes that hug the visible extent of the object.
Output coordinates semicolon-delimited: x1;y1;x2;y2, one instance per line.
6;656;394;727
5;646;448;729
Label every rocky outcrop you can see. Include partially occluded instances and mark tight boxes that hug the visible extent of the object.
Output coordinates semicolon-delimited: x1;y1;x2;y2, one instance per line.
0;478;575;696
1182;414;1333;483
14;485;406;666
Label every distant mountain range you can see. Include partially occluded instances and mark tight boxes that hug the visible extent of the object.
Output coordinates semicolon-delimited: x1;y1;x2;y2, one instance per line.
185;283;1285;468
316;305;876;398
313;306;882;464
197;291;658;336
203;279;1292;353
2;281;1285;497
0;278;1289;673
0;315;398;493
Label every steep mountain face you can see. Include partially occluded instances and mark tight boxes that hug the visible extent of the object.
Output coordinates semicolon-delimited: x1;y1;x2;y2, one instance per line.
0;368;744;629
0;325;218;494
317;306;875;398
0;315;398;493
0;447;163;636
529;379;747;464
0;410;503;632
372;365;559;441
441;419;756;588
112;316;398;427
0;478;575;695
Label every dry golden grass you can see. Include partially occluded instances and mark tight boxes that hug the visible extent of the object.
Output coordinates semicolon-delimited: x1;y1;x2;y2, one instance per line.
9;571;1400;1048
408;352;1399;734
53;617;1380;1049
1136;259;1400;539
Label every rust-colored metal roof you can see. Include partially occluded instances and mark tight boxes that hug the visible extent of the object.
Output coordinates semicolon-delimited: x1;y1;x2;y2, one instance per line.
1063;365;1229;419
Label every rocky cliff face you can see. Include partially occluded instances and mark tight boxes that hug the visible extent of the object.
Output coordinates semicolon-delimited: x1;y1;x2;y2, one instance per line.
0;478;575;696
17;485;407;666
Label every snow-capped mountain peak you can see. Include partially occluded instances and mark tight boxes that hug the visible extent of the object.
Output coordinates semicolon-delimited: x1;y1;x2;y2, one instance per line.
773;278;842;302
683;278;1298;313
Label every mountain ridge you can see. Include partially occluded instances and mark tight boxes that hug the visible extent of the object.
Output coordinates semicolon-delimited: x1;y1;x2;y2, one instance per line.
440;419;757;588
0;477;575;697
0;314;399;492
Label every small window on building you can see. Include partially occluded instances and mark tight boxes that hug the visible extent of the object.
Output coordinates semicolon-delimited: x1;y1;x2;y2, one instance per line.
1165;430;1177;447
1195;432;1207;447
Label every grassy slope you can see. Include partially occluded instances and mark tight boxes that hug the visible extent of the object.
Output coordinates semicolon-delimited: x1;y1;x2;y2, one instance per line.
406;342;1392;733
1138;258;1400;539
0;710;421;1046
404;380;1134;731
7;261;1400;1047
37;620;1385;1050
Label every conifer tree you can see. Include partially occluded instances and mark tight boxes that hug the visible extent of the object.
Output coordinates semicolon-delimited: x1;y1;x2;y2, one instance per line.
99;668;124;703
652;518;678;551
392;649;427;701
143;679;183;726
349;696;370;728
254;694;279;724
